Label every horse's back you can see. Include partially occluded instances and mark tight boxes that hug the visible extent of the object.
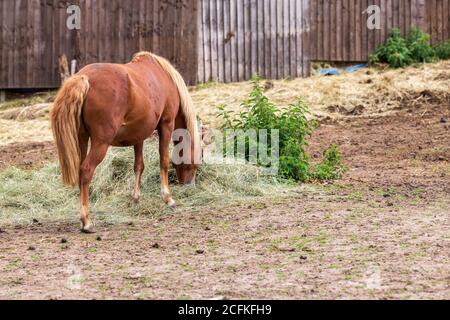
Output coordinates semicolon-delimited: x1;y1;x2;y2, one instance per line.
78;59;178;146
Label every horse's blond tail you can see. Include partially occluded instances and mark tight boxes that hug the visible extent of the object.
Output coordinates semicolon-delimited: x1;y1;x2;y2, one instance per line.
150;53;201;163
50;75;90;187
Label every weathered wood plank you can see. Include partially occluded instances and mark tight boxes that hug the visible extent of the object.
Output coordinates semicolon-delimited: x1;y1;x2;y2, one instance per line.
257;0;265;78
230;0;238;82
295;0;302;77
282;0;289;78
210;0;218;81
335;0;342;61
4;0;15;87
276;0;283;78
303;0;310;76
237;0;245;81
223;0;231;82
216;0;225;81
289;0;297;78
202;0;211;82
264;0;272;79
250;0;258;77
197;0;205;83
244;0;251;79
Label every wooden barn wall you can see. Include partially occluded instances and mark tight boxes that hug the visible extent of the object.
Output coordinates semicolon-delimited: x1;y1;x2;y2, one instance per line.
309;0;450;62
197;0;311;83
2;1;450;89
0;0;198;89
426;0;450;44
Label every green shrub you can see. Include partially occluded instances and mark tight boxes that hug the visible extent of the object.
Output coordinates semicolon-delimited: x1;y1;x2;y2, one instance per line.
370;28;413;68
217;76;345;182
407;27;435;63
312;145;347;181
370;27;446;68
434;40;450;60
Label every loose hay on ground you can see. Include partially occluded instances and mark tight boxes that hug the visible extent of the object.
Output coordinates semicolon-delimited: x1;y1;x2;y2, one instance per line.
0;103;51;121
0;140;295;226
0;118;52;146
191;60;450;126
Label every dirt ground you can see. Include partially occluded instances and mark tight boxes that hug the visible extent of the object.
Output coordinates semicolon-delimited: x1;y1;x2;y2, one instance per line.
0;141;55;170
0;104;449;299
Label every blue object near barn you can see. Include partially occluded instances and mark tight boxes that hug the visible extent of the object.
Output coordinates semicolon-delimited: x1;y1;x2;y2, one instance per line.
318;63;368;76
344;63;369;73
319;68;341;76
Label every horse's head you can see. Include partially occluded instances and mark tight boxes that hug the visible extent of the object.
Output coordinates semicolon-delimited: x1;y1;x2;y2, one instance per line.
174;163;198;186
172;121;205;186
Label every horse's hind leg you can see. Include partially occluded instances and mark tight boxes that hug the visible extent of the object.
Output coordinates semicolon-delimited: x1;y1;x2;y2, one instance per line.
158;124;176;209
78;124;89;164
79;140;109;233
132;142;145;203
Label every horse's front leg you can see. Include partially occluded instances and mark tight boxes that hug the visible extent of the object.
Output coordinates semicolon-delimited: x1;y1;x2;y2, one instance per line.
158;125;176;209
79;141;109;233
132;142;145;203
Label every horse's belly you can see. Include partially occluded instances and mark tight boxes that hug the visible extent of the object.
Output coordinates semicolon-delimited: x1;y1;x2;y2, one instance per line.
111;120;156;147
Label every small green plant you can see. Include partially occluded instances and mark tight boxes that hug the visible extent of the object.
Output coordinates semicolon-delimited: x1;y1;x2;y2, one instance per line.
370;27;450;68
434;40;450;60
217;76;344;182
407;27;435;63
370;28;413;68
312;145;347;180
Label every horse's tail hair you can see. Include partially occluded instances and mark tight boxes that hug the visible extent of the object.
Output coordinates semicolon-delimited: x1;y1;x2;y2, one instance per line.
50;75;90;187
150;53;201;163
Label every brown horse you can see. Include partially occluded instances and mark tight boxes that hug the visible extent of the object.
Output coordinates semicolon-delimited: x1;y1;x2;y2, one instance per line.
50;52;200;233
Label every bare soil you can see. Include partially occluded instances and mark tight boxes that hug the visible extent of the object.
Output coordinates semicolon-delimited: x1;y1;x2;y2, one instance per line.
0;141;55;170
0;104;449;300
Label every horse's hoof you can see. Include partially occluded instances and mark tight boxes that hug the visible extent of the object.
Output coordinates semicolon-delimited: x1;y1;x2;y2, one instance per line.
81;224;95;234
168;202;177;210
132;197;140;204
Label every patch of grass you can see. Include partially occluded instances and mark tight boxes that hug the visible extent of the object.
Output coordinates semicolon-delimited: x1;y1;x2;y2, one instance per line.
5;258;22;272
179;263;195;273
273;231;330;255
275;270;287;281
0;140;295;226
88;247;97;253
311;145;347;180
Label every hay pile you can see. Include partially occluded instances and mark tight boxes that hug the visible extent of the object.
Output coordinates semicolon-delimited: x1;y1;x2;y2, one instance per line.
0;140;297;225
0;103;50;121
0;118;52;146
192;60;450;126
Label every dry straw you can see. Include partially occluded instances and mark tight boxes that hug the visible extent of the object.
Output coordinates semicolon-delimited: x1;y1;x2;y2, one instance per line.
0;140;296;226
191;60;450;126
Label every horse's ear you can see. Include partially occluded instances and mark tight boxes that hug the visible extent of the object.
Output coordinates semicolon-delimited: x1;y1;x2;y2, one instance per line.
197;118;214;150
197;118;203;134
197;118;206;148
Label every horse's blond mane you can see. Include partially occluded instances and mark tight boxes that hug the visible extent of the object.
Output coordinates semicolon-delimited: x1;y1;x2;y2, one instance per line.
131;51;153;63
